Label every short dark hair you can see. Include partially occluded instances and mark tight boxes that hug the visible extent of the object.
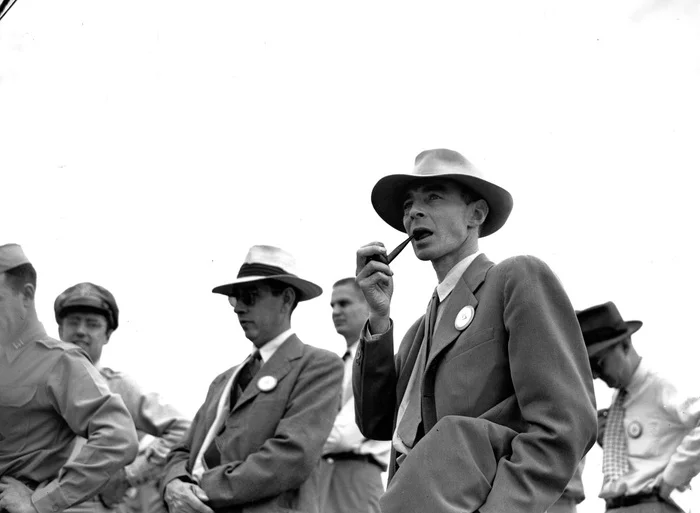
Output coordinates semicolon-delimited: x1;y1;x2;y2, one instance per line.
4;264;37;295
332;277;364;299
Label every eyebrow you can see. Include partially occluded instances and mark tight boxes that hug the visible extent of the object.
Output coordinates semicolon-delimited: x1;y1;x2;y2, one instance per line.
403;183;450;200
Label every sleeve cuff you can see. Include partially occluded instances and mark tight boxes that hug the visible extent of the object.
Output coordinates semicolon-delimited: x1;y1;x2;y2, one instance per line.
363;319;392;341
31;481;69;513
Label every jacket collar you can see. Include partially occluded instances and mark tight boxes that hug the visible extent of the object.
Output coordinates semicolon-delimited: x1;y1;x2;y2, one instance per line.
4;318;47;364
427;253;493;369
232;334;303;412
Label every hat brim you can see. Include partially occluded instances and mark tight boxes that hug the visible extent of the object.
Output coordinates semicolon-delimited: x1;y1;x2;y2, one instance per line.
212;274;322;301
586;321;643;357
371;173;514;237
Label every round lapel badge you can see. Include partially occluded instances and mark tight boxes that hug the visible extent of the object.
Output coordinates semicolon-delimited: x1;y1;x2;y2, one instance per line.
455;306;475;331
628;421;643;439
257;375;278;393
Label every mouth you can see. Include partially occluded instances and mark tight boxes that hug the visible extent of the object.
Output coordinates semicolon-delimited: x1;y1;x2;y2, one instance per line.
411;228;433;241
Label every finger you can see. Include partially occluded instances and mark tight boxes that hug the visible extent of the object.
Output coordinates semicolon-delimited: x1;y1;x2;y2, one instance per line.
356;258;393;282
190;487;209;503
185;496;213;513
356;244;387;273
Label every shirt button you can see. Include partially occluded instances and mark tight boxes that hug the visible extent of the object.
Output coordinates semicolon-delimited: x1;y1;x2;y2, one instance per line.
326;457;335;464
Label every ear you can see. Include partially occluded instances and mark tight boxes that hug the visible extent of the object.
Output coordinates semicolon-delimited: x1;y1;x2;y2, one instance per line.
21;283;35;305
469;199;489;228
58;324;64;339
282;287;297;312
105;329;114;342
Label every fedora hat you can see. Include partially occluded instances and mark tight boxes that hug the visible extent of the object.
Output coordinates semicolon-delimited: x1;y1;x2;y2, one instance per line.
371;148;514;237
576;301;642;357
212;245;322;301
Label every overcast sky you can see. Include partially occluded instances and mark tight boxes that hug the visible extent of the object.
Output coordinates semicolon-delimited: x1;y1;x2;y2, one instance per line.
2;1;699;510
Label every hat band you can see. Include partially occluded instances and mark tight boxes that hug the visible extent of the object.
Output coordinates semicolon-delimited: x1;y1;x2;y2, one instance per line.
584;325;629;344
237;263;289;279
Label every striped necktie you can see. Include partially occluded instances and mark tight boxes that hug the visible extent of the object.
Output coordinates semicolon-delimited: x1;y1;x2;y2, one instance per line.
602;388;629;483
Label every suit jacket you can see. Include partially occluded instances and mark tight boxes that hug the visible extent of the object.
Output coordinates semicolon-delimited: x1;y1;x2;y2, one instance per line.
163;335;344;513
353;254;597;513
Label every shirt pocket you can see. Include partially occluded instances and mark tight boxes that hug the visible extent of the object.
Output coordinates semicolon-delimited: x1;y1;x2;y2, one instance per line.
0;385;38;440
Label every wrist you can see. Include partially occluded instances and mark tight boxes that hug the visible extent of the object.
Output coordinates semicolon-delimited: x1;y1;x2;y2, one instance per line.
368;313;390;335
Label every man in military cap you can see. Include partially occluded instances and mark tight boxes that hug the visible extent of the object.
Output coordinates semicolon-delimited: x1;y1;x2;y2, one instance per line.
162;245;344;513
354;149;597;513
0;244;138;513
578;301;700;512
54;282;190;513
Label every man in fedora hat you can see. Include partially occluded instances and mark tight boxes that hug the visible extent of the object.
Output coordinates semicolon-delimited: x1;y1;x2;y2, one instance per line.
53;282;190;513
578;301;700;512
0;244;138;513
161;245;344;513
354;149;597;513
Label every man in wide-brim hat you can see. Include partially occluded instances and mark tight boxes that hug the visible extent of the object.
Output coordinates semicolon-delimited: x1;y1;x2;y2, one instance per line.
578;301;700;512
353;148;597;513
162;245;343;513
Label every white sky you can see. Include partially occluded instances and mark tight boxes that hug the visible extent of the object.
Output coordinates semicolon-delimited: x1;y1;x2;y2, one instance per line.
2;1;699;511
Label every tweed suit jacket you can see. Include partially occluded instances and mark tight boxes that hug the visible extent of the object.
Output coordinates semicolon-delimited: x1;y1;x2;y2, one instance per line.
163;335;344;513
353;254;597;513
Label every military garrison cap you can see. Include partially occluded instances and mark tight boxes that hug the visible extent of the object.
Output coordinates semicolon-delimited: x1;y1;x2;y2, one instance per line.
0;243;30;274
54;282;119;331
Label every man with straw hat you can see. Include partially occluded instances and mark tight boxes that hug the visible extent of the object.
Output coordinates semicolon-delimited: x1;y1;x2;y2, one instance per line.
354;149;597;513
578;301;700;512
162;245;343;513
0;244;138;513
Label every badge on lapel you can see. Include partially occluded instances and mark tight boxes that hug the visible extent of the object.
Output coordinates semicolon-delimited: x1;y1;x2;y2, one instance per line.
257;376;277;392
628;421;643;439
455;306;475;331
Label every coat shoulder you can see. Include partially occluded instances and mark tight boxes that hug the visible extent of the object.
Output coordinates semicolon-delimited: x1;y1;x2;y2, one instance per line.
490;254;558;280
301;343;344;370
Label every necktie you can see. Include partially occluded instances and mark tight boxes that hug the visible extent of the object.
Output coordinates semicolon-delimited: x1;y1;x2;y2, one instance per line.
204;351;262;469
396;290;439;450
602;388;629;483
235;350;262;402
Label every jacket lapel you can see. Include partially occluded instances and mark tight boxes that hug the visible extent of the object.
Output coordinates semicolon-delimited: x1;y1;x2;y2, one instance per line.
231;334;302;413
426;253;493;370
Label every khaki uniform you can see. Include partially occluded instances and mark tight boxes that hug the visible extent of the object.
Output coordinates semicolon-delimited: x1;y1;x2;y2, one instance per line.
0;320;138;513
67;368;190;513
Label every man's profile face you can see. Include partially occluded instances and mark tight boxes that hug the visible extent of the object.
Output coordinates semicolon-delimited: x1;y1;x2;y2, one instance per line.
0;274;27;343
330;284;369;342
59;312;112;364
229;282;288;348
590;340;632;389
402;180;473;263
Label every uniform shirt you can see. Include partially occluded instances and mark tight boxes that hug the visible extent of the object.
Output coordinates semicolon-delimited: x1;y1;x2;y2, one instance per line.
68;367;191;488
322;341;391;469
0;319;138;513
600;359;700;498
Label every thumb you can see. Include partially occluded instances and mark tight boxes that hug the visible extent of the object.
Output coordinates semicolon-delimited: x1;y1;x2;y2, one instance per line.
191;486;209;502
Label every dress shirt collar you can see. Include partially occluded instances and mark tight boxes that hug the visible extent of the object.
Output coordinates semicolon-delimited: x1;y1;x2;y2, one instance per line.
436;251;482;303
255;327;294;363
624;357;649;398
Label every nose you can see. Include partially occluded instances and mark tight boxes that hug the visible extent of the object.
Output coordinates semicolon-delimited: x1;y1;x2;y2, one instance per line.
332;305;342;316
233;300;247;314
75;321;88;336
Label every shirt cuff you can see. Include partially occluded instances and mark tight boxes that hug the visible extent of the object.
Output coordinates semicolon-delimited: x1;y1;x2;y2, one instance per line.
363;319;392;340
31;481;69;513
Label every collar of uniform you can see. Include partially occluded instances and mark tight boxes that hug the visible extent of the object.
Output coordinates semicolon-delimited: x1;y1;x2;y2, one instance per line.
5;319;47;364
436;250;482;303
255;327;295;363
